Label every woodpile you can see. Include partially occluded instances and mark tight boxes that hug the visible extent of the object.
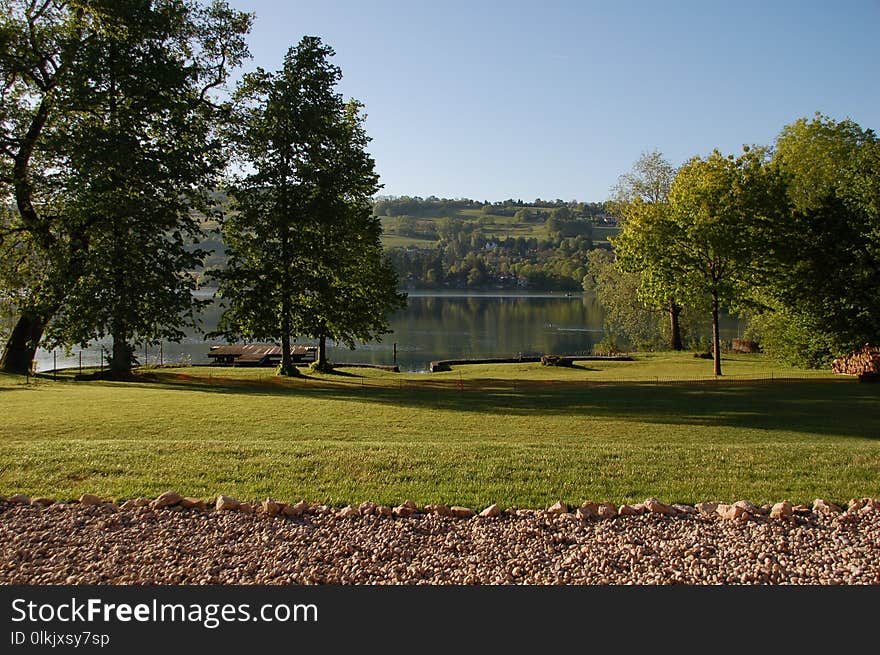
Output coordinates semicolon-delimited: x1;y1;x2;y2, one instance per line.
832;344;880;380
732;338;760;353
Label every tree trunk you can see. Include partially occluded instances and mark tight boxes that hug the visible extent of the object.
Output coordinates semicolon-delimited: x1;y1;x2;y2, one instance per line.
110;335;133;375
711;291;722;376
280;331;295;376
0;312;46;374
669;300;683;351
316;333;329;372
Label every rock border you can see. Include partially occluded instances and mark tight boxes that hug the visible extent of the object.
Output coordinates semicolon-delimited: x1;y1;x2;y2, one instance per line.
2;493;877;523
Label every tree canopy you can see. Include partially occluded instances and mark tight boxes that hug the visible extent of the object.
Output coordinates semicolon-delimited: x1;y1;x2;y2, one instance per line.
215;36;404;375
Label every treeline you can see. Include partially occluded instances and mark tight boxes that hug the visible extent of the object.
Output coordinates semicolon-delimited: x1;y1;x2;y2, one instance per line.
0;3;402;376
382;201;604;290
387;221;593;291
374;195;607;219
588;115;880;371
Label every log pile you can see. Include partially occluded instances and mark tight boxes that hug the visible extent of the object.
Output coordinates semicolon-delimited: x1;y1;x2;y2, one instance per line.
832;344;880;380
732;338;760;353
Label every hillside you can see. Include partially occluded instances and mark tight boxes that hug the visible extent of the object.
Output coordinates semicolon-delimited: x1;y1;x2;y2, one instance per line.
378;196;618;290
194;195;619;291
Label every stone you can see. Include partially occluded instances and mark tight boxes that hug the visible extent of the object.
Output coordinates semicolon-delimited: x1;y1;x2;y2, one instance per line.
792;504;811;515
180;497;206;510
133;497;150;507
79;493;101;506
393;505;415;518
30;497;55;507
451;506;475;519
597;502;618;519
812;499;842;514
644;498;671;515
575;506;596;521
847;498;866;512
215;495;240;511
151;491;183;509
617;504;639;516
238;502;253;514
433;504;455;517
631;503;646;514
479;503;501;518
119;499;137;511
262;499;281;516
717;504;747;520
734;500;760;514
8;494;30;505
672;504;696;515
770;500;793;519
358;501;377;516
547;501;568;514
376;505;394;517
283;500;310;517
401;499;418;510
694;502;719;516
337;505;359;518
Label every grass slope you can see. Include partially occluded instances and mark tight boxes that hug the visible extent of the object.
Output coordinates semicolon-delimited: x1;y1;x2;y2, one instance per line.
1;353;877;507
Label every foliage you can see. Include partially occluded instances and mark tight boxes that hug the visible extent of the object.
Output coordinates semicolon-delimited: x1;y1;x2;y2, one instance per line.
0;0;251;374
616;148;784;374
215;36;405;374
748;114;880;366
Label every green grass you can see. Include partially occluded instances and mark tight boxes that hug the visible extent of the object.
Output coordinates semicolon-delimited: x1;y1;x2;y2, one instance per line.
1;353;877;508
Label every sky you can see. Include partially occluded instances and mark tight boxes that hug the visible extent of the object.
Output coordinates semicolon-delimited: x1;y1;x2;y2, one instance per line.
224;0;880;203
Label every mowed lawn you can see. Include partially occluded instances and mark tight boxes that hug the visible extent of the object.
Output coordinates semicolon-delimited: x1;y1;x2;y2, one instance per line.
1;353;878;507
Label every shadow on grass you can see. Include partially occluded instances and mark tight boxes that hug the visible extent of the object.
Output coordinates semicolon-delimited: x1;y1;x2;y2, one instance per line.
74;370;880;441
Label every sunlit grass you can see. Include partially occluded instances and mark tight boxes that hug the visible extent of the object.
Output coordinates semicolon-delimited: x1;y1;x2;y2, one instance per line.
0;355;876;508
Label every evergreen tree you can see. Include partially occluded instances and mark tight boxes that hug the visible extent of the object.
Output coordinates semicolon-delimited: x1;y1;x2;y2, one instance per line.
216;36;404;375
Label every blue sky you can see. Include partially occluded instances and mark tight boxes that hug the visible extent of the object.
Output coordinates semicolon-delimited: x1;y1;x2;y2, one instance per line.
225;0;880;202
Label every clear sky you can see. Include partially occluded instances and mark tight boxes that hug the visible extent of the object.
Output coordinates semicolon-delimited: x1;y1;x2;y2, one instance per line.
224;0;880;203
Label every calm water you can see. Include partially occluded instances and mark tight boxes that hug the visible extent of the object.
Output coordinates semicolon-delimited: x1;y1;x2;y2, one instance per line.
34;291;743;372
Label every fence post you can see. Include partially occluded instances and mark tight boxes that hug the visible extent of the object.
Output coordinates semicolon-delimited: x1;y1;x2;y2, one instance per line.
79;352;82;375
159;342;163;367
53;350;57;380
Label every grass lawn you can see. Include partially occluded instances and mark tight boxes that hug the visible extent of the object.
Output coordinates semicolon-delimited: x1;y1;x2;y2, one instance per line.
1;352;877;507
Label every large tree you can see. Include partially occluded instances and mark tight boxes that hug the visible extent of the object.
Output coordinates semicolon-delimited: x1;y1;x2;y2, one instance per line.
749;114;880;366
609;151;685;350
216;36;404;375
0;0;251;374
616;148;783;375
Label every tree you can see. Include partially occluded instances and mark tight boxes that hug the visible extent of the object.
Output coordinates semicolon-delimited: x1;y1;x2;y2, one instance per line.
583;249;662;349
0;0;251;374
610;149;676;206
609;151;684;350
216;36;404;375
749;114;880;366
618;148;781;375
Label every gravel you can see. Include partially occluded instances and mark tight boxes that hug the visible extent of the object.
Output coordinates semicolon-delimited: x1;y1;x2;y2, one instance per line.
2;500;879;584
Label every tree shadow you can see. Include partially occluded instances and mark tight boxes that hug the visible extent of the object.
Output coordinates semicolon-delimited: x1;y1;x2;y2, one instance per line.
93;371;880;441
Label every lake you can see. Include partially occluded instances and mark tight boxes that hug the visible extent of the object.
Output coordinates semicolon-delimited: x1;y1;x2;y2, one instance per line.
33;291;743;373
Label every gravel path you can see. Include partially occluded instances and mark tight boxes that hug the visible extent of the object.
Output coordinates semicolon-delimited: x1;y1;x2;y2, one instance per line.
2;500;879;585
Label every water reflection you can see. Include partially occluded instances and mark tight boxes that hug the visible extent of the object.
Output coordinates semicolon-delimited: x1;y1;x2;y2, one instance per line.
34;291;742;373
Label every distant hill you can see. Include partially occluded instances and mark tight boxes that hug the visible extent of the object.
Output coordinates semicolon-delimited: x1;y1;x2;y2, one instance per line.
193;193;620;291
